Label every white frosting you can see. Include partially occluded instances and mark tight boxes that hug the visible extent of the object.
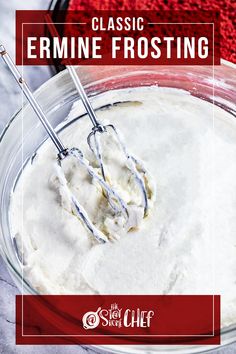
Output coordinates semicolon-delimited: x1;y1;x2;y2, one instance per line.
10;87;236;327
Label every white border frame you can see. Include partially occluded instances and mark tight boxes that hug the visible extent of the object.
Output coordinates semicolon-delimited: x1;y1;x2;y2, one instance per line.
20;20;217;340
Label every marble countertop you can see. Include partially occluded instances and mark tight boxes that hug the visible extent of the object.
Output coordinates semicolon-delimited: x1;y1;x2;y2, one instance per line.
0;1;235;353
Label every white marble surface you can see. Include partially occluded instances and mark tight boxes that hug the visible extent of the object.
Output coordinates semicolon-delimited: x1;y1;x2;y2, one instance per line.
0;0;235;353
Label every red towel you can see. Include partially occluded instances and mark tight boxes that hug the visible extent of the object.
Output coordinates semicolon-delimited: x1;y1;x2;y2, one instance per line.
69;0;236;63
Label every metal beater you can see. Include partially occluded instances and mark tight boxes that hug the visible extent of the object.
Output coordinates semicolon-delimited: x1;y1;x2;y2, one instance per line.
1;45;152;243
67;65;149;216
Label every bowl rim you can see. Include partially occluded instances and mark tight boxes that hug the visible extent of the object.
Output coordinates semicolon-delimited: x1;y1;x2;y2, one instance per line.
0;61;236;353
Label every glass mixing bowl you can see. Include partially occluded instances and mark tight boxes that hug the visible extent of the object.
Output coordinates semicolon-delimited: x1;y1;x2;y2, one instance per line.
0;62;235;353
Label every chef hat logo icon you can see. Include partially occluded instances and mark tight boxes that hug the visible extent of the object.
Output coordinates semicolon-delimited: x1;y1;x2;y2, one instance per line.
82;307;101;330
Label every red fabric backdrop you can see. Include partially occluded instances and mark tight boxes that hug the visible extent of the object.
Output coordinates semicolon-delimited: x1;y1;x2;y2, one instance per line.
69;0;236;63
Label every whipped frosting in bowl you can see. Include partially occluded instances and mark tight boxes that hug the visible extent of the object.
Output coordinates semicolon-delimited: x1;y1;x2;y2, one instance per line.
9;85;236;332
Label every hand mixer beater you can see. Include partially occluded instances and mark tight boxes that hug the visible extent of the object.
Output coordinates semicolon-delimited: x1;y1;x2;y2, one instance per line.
66;65;151;216
0;45;153;243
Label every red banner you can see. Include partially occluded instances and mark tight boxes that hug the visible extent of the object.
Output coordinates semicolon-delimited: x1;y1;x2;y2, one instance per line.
15;10;220;66
16;295;220;345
